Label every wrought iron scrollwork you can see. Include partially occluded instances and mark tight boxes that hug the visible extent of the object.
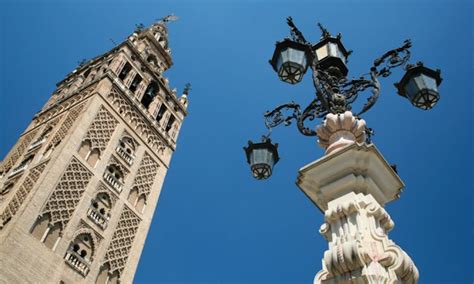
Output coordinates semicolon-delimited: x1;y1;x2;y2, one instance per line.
262;18;415;138
287;17;309;44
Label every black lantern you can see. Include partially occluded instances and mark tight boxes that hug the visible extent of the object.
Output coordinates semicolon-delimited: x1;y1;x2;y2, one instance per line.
395;63;442;110
312;35;350;77
244;138;280;180
270;39;312;85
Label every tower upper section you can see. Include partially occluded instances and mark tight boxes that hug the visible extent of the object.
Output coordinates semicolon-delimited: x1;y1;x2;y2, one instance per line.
39;18;188;151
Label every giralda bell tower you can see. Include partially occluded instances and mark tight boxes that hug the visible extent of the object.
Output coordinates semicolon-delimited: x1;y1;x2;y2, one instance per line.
0;16;189;283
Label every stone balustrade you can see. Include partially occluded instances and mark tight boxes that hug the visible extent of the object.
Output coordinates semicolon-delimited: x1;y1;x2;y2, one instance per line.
103;172;123;193
64;250;91;277
87;206;108;229
115;146;135;166
28;138;46;150
8;164;28;177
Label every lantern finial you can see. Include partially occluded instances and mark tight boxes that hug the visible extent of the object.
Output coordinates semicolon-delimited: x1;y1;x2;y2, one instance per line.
317;23;331;39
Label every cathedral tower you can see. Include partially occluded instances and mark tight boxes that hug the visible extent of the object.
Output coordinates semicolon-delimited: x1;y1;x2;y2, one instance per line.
0;18;188;283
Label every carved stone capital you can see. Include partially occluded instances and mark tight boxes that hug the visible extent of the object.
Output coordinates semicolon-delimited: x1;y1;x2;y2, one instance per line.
316;111;366;154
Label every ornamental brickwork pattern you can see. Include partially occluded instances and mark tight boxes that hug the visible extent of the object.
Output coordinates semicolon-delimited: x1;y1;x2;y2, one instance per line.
83;106;118;152
107;88;166;153
47;103;85;149
0;162;47;228
40;158;92;229
102;206;141;275
0;129;39;173
132;153;159;198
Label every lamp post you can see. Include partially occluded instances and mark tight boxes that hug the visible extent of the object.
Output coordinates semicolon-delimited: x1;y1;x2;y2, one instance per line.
244;17;442;283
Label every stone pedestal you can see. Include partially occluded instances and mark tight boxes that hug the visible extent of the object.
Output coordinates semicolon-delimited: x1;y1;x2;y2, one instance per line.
297;112;419;284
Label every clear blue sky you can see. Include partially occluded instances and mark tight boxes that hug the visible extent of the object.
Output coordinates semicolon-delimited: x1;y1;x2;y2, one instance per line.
1;0;472;283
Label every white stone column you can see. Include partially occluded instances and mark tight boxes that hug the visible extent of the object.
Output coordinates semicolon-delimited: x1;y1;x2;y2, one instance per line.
297;111;419;284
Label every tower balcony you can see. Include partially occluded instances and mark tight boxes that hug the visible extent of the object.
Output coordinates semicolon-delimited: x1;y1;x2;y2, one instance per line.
8;164;28;177
64;250;91;277
28;138;46;150
103;172;123;193
87;206;109;230
115;145;135;166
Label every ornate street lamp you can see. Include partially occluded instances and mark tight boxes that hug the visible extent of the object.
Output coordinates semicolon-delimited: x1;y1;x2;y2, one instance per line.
270;38;313;84
244;17;442;179
244;138;279;180
243;17;443;283
395;62;442;110
312;23;351;78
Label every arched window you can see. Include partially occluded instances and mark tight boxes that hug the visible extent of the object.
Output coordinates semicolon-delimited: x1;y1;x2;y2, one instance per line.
0;182;14;198
128;188;138;205
141;81;159;109
129;74;142;93
95;264;110;284
44;223;62;249
31;214;62;251
155;33;168;49
78;140;101;167
42;141;60;160
88;192;112;229
78;140;91;159
65;233;94;276
135;194;147;214
118;62;132;81
156;103;167;123
87;149;101;167
116;136;136;165
165;114;176;133
9;154;34;176
84;69;91;79
30;126;52;150
146;54;157;66
128;188;146;214
31;214;50;240
103;165;124;193
96;264;120;284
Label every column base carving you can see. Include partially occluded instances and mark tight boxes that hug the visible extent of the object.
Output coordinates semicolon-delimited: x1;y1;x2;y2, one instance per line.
314;192;418;284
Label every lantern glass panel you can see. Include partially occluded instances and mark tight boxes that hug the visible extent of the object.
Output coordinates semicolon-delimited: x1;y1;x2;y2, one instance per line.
403;73;440;110
403;77;419;100
249;148;275;168
415;74;438;92
276;47;308;84
404;73;439;100
249;148;275;180
315;45;328;62
328;43;346;63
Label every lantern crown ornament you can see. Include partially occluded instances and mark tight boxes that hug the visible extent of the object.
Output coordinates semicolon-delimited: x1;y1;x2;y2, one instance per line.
244;17;442;180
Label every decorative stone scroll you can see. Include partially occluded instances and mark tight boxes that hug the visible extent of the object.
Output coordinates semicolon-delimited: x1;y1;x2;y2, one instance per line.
102;206;141;276
315;192;418;284
0;162;47;228
40;157;93;229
